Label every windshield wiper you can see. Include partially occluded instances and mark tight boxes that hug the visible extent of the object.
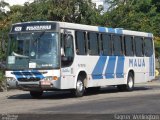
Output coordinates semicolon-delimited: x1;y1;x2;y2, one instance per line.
12;51;29;58
35;31;45;41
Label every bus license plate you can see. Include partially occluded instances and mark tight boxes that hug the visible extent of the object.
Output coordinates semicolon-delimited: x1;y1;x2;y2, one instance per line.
40;81;51;86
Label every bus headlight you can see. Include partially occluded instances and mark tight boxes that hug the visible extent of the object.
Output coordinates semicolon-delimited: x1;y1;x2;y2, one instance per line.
43;76;53;81
6;77;17;88
6;77;16;81
43;76;58;81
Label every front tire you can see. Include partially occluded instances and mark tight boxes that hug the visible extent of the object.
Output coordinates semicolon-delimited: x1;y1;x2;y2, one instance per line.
72;77;85;97
30;91;43;98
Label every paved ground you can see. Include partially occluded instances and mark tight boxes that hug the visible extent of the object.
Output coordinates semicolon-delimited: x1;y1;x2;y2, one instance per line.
0;80;160;119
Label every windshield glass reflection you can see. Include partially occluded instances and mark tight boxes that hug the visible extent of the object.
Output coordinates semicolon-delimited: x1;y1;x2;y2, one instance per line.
7;32;60;69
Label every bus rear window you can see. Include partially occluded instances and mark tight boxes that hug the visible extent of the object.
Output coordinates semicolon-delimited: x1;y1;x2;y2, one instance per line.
135;37;144;57
144;38;153;57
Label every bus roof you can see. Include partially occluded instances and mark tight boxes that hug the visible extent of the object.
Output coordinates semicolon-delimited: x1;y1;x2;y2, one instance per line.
12;21;153;38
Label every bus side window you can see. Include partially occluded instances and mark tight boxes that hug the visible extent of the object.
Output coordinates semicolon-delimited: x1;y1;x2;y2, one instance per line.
113;35;123;56
61;34;74;67
144;38;153;57
134;37;144;57
124;36;134;56
101;34;112;56
75;31;87;55
88;32;99;55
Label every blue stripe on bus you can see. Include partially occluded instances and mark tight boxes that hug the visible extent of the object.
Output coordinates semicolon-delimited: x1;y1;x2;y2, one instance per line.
105;56;116;78
31;70;45;79
13;70;44;80
92;56;107;79
116;56;125;78
98;27;123;35
98;27;106;32
151;56;152;76
151;57;153;76
150;57;151;76
151;55;154;76
108;28;115;33
152;56;155;76
13;71;25;79
149;57;151;76
115;29;123;34
149;55;154;76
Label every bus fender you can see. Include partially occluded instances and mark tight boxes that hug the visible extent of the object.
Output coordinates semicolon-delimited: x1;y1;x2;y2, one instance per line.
74;70;88;89
125;69;135;84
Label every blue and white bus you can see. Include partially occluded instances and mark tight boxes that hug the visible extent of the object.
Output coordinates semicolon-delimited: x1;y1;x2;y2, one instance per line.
6;21;155;97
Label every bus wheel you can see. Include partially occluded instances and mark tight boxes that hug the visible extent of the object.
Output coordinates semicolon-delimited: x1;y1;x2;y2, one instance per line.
117;72;134;91
30;91;43;98
72;77;85;97
126;72;134;91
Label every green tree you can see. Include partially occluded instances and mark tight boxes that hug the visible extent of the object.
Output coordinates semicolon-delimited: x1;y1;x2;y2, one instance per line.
104;0;160;57
0;0;10;61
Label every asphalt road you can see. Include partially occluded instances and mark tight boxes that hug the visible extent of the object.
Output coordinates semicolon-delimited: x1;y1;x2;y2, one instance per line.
0;80;160;120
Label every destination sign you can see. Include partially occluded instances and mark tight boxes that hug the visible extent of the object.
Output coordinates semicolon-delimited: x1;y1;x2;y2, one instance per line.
11;22;58;32
26;25;51;31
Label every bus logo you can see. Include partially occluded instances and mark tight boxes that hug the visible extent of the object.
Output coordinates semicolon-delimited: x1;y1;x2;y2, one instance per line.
129;59;145;67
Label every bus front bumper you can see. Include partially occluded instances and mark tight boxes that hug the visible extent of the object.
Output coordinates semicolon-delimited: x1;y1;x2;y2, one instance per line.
6;77;60;91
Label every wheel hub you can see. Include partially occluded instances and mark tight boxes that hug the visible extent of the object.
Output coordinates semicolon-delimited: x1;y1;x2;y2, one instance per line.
128;77;133;88
77;80;83;92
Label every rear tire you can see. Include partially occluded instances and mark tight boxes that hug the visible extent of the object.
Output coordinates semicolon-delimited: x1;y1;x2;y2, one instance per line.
126;72;134;91
72;77;85;97
117;72;134;91
30;91;43;98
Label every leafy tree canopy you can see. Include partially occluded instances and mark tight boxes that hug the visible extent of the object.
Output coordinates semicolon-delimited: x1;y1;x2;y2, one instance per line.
0;0;160;60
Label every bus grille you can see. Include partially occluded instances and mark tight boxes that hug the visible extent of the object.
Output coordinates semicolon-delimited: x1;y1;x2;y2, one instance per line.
18;77;41;82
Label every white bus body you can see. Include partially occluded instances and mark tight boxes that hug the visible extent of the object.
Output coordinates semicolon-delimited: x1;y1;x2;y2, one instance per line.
6;21;155;97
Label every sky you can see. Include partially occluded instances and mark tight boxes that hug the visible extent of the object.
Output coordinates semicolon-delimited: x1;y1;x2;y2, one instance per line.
3;0;105;6
2;0;108;12
4;0;33;6
4;0;105;5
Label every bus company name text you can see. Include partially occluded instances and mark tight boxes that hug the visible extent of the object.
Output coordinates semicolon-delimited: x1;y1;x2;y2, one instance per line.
26;25;52;31
129;59;145;67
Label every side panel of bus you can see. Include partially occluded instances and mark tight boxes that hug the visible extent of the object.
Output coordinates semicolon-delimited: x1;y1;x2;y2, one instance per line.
59;26;155;90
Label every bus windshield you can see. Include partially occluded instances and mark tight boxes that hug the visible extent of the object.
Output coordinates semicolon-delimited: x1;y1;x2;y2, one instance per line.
7;32;60;69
